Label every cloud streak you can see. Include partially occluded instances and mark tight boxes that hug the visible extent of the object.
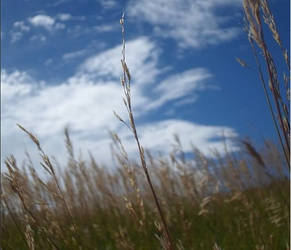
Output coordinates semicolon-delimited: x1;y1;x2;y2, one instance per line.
127;0;241;48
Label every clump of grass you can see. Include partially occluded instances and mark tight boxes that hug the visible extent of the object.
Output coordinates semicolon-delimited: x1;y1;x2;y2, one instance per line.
243;0;290;167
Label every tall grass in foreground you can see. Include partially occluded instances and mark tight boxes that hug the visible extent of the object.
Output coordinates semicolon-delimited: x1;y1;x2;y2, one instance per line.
243;0;290;167
115;13;174;250
1;129;289;249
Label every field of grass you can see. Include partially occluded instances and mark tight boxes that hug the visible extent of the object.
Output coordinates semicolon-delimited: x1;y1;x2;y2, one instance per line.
2;131;290;249
1;0;290;249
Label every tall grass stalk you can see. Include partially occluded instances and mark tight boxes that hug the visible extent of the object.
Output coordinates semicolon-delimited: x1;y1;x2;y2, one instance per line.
116;13;175;250
243;0;290;168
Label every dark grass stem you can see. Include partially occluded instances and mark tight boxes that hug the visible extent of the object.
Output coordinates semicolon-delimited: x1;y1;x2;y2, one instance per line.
118;14;175;250
248;37;290;167
243;0;290;169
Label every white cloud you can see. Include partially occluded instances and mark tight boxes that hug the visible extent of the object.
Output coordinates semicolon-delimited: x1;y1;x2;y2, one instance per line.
10;31;23;43
57;13;72;21
98;0;117;9
11;15;67;42
54;23;66;30
11;21;30;43
28;14;65;31
62;49;87;61
148;68;212;110
119;120;238;157
14;21;30;31
79;37;160;86
29;15;54;29
127;0;241;48
1;70;36;101
30;34;47;42
2;37;238;167
94;24;117;32
1;70;125;165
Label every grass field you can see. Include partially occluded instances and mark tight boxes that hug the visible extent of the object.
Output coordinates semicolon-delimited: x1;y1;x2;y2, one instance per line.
2;131;290;249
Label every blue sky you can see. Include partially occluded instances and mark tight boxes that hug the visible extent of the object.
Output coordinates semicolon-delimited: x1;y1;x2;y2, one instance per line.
1;0;290;165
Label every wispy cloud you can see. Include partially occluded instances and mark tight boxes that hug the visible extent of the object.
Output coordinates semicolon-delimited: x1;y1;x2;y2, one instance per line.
30;34;47;42
148;68;212;110
97;0;118;9
94;24;117;32
28;14;65;31
57;13;72;21
127;0;241;48
62;49;88;61
51;0;71;7
14;21;30;31
10;14;69;43
2;37;238;165
10;31;23;43
11;21;31;43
